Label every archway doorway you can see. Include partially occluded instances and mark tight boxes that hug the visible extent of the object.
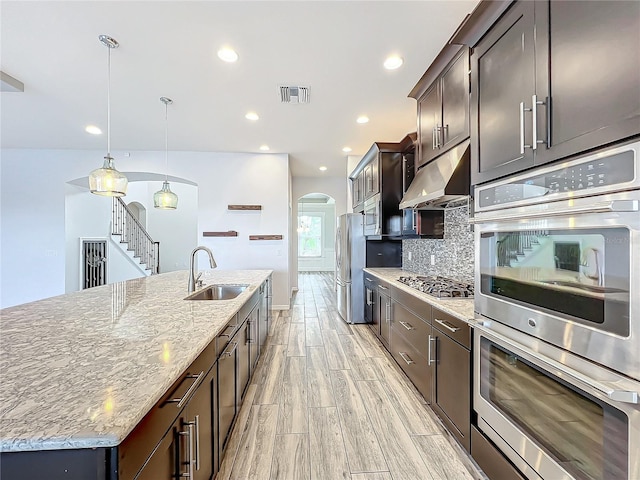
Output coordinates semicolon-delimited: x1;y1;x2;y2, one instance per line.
127;201;146;229
297;193;336;272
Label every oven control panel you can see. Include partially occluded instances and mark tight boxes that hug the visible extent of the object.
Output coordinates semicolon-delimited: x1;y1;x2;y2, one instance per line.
477;145;637;209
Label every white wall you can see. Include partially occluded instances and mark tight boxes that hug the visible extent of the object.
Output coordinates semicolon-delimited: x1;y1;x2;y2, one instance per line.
291;175;347;290
1;149;291;309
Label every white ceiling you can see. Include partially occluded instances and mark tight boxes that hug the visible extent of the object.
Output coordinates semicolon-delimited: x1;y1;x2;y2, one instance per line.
0;0;478;177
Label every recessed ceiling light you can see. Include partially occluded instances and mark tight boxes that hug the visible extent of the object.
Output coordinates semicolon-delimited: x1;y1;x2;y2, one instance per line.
342;146;352;153
319;166;327;171
245;111;259;121
217;47;238;63
357;115;369;124
384;55;404;70
259;145;270;151
85;125;102;135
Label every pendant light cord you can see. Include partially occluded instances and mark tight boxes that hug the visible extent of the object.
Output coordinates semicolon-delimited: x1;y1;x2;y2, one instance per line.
165;101;169;182
107;43;111;157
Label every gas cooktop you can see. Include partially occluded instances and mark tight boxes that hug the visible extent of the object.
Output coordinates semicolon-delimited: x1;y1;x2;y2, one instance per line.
397;275;474;299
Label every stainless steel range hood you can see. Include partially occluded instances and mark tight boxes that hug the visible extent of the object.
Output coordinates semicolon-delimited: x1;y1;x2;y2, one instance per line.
399;140;470;209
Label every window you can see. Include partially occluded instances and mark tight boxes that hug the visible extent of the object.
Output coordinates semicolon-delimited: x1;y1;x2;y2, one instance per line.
298;213;323;257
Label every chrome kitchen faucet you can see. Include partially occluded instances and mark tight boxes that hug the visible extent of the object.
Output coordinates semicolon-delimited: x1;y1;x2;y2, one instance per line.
188;246;217;293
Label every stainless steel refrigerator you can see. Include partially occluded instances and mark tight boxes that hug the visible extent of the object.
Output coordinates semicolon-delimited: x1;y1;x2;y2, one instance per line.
335;213;366;324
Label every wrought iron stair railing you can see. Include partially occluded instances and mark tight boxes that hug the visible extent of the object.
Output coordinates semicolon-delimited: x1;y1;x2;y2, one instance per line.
111;197;160;274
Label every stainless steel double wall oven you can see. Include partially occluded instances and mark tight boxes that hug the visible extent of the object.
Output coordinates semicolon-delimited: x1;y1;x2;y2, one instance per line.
472;141;640;480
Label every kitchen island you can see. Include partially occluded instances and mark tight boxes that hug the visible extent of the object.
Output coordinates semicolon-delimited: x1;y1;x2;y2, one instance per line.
0;269;272;479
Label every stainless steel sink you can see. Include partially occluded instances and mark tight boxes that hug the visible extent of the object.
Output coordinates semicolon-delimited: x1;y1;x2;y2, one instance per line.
184;284;249;301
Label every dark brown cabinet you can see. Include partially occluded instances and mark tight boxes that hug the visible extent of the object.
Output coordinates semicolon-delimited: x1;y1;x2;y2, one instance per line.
414;48;470;169
471;0;640;185
431;307;471;452
351;172;364;212
377;284;391;348
389;300;433;404
135;417;181;480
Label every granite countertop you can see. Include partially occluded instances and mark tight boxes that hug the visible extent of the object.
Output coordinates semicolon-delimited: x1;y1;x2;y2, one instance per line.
0;269;271;453
363;268;476;323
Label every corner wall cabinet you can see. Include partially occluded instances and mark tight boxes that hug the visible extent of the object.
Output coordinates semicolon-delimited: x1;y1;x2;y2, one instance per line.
470;0;640;185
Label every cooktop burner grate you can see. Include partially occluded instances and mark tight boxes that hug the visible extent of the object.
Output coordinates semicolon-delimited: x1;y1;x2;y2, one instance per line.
397;275;474;298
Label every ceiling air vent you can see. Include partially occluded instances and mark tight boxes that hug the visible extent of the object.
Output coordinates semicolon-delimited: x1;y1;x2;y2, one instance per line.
279;85;310;104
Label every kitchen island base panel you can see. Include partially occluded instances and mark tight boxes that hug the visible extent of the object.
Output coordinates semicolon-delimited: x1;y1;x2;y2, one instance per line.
0;447;116;480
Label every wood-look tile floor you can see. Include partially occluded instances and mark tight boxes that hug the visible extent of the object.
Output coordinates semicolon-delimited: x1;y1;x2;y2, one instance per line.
218;272;486;480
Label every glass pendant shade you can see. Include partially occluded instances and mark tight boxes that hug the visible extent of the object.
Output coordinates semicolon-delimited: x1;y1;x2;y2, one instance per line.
89;155;128;196
154;181;178;209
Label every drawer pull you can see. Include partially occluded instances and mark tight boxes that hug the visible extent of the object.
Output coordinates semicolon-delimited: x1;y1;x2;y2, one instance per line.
222;341;238;357
399;352;415;365
399;321;414;331
378;285;388;291
434;318;460;333
428;335;436;366
219;324;237;338
165;371;204;408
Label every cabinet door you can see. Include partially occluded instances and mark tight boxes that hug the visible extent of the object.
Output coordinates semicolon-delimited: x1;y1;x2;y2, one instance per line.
378;288;391;347
534;0;640;165
249;305;259;372
136;418;181;480
370;285;380;337
471;1;536;185
351;176;361;209
433;332;470;451
218;340;237;454
417;84;441;167
441;48;470;151
258;283;269;350
186;366;217;480
237;320;250;403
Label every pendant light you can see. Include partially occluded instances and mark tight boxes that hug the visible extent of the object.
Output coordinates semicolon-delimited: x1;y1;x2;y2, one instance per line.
153;97;178;209
89;35;128;197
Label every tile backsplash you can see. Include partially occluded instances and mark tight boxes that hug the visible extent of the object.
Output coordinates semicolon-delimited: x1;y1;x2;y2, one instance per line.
402;200;474;284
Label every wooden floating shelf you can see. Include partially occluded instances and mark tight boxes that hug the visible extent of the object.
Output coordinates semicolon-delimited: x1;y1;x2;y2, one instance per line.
249;235;283;241
203;231;238;237
228;204;262;211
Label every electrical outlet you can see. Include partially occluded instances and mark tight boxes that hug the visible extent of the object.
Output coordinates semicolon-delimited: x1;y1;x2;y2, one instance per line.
430;254;435;265
408;251;412;261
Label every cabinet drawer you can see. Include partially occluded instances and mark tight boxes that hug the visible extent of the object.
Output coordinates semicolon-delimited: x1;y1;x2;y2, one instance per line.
471;426;526;480
392;302;431;358
390;328;431;402
215;314;239;357
432;307;471;349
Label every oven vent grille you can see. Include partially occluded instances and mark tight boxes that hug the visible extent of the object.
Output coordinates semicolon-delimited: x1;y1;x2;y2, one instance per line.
279;85;310;104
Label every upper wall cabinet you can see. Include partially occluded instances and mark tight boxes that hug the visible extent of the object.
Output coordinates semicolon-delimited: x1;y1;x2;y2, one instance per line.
411;47;470;169
470;0;640;185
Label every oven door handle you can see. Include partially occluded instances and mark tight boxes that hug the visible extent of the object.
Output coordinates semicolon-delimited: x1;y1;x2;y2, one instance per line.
469;200;638;224
478;324;639;404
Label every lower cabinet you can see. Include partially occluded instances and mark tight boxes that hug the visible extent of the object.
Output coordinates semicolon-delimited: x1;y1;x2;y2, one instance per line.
136;365;217;480
370;280;472;454
431;307;471;452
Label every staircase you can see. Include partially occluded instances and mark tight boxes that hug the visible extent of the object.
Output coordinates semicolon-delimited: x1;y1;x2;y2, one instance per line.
111;198;160;275
496;230;548;267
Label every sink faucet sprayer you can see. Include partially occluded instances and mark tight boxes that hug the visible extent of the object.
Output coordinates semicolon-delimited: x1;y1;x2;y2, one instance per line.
188;246;217;293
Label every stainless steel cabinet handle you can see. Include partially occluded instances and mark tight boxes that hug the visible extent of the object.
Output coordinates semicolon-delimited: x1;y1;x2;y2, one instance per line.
412;210;417;231
246;322;254;344
194;415;200;470
385;302;391;323
532;94;547;150
222;341;238;357
399;321;414;331
519;101;532;154
165;371;205;408
427;335;436;366
178;424;194;479
432;126;437;149
378;285;388;291
469;200;639;223
399;352;415;365
218;324;237;338
434;318;460;333
365;277;373;282
366;288;373;306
